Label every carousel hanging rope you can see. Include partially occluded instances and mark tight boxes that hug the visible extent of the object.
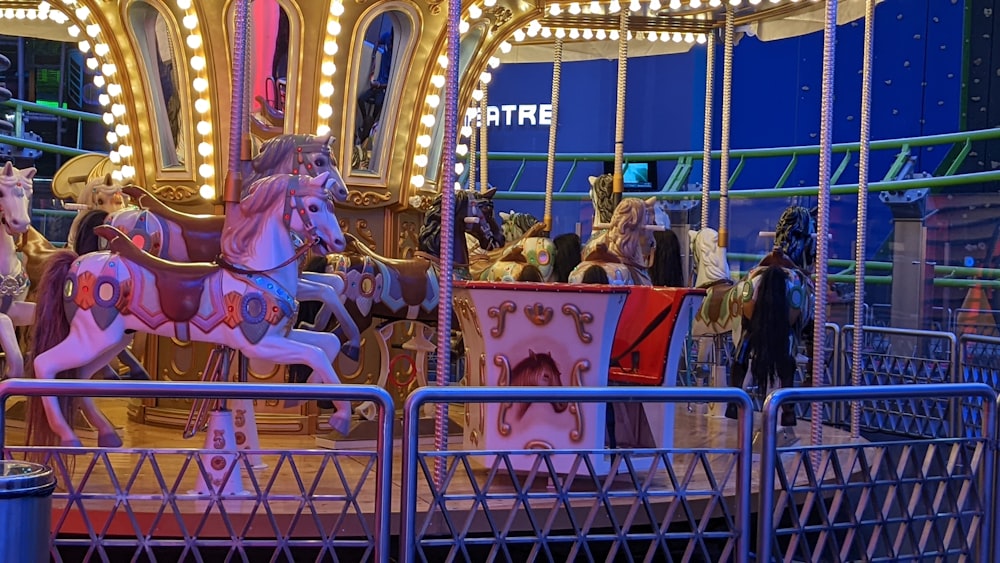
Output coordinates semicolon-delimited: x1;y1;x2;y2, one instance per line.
718;6;734;248
701;35;715;231
468;94;478;189
851;0;876;440
544;39;564;232
612;9;629;206
479;79;489;193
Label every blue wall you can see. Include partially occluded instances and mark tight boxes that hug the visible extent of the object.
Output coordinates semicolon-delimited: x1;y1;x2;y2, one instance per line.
481;0;966;261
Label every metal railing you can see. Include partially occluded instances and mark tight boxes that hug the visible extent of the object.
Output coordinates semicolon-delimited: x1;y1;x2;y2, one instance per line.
0;379;394;563
1;98;104;157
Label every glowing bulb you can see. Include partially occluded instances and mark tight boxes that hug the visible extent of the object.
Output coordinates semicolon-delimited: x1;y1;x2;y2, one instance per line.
74;6;89;19
194;98;210;113
182;14;197;29
67;25;80;37
459;20;469;34
500;41;512;53
583;29;593;39
198;163;214;178
569;2;582;14
673;32;682;42
455;163;465;175
417;135;431;148
193;77;208;92
430;75;445;88
513;30;526;42
190;56;205;71
316;125;331;136
78;40;90;53
115;123;129;136
321;61;336;75
93;75;105;88
456;145;468;156
109;151;121;164
411;175;425;188
318;103;333;119
121;165;135;178
696;33;707;44
186;35;202;49
589;1;602;13
596;29;607;40
685;32;695;43
549;4;561;15
176;0;192;9
609;0;621;13
630;0;641;11
86;24;99;38
106;132;118;144
111;171;123;182
648;31;658;41
555;28;566;39
541;27;552;38
94;43;109;56
330;1;345;16
414;154;429;167
437;55;449;68
669;0;681;8
107;83;122;96
197;121;212;135
479;72;492;84
198;142;213;156
569;28;580;39
650;0;662;9
86;58;98;70
468;4;482;18
323;40;338;55
111;103;125;117
421;114;436;127
101;63;116;76
320;82;334;97
327;20;341;35
98;94;110;106
471;90;483;102
118;145;133;158
609;30;619;41
102;113;114;125
426;94;440;108
199;184;215;199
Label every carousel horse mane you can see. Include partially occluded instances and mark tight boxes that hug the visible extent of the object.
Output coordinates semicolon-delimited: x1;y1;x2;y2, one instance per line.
552;233;582;283
510;350;567;418
774;205;816;271
690;227;732;288
650;229;684;287
243;133;336;188
417;189;470;258
72;209;111;255
588;174;615;224
607;198;655;270
500;211;540;242
223;173;316;265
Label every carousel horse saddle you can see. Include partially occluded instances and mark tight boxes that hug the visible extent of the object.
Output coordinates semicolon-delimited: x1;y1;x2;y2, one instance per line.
123;185;225;261
96;225;218;323
345;234;431;305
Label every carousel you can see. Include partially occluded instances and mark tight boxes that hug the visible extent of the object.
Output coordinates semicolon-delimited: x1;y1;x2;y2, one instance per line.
0;0;994;561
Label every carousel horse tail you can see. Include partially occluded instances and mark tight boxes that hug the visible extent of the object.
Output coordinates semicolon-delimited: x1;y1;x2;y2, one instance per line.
580;266;610;284
289;255;328;385
747;265;794;395
517;264;544;282
552;233;583;283
73;209;110;254
25;249;80;449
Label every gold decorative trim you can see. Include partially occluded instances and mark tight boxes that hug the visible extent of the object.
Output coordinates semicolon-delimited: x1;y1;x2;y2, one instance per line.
479;354;486;438
486;7;513;32
524;303;553;326
150;184;198;202
523;440;554;450
488;301;516;338
355;219;378;250
568;359;589;442
426;0;444;15
454;298;481;338
561;304;595;344
347;189;393;207
399;220;419;258
495;354;512;437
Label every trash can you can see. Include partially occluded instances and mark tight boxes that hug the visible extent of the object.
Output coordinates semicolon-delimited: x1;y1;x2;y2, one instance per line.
0;461;57;563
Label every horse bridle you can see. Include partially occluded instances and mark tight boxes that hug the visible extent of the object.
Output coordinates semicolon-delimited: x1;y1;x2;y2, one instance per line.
290;137;337;175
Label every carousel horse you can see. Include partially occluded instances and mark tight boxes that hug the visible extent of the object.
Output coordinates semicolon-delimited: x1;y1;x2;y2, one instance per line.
569;197;658;285
0;163;36;379
324;188;502;339
65;173;130;251
27;172;353;448
475;211;586;283
731;206;816;444
98;133;362;359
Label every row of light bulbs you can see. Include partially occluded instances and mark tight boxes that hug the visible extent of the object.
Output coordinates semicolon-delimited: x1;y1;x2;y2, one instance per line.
0;2;67;22
315;0;346;138
173;0;216;200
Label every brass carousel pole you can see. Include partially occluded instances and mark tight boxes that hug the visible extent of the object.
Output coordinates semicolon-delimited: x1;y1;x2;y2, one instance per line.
543;39;564;235
718;6;734;250
224;0;251;211
434;0;461;487
611;8;629;208
479;79;489;193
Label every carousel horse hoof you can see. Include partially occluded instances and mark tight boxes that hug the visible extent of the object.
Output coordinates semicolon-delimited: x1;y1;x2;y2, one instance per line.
98;432;124;448
60;437;84;448
342;344;361;362
328;412;352;436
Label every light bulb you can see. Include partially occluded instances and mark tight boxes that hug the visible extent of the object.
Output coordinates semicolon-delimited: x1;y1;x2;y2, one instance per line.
198;163;214;178
414;154;428;167
411;175;425;188
199;184;215;199
197;121;212;135
198;142;213;156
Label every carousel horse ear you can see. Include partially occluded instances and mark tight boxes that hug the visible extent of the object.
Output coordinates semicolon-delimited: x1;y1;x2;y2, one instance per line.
21;167;37;181
483;187;497;199
528;349;536;358
311;171;332;186
2;162;13;176
588;175;598;187
105;173;113;185
318;132;333;147
644;196;657;206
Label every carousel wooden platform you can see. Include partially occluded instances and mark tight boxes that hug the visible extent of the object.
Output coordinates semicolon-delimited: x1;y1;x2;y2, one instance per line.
1;398;867;540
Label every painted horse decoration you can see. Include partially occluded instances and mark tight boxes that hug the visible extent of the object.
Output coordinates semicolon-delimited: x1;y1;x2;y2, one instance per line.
732;206;816;443
570;197;658;285
26;173;354;447
0;163;36;379
65;173;130;251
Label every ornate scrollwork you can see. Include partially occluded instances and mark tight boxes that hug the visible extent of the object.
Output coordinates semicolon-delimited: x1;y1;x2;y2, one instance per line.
495;355;512;436
399;220;419;258
426;0;444;15
347;189;393;207
150;184;198;202
568;359;589;442
407;193;435;213
487;301;516;338
454;298;481;337
524;303;553;326
355;219;377;249
561;303;594;344
523;440;554;450
486;6;513;32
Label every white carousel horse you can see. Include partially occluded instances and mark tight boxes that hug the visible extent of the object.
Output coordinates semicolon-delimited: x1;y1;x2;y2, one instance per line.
27;172;352;447
65;173;130;251
0;163;36;379
103;134;362;359
570;197;659;286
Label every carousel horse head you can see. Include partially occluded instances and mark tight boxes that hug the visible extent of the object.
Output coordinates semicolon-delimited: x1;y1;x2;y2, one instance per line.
690;227;732;288
245;133;349;203
607;197;657;270
773;205;816;270
78;173;127;213
510;350;566;418
226;171;346;262
0;162;34;235
418;188;504;267
588;174;615;224
500;210;540;242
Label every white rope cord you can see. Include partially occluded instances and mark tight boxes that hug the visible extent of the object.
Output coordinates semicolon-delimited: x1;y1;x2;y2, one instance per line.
812;0;840;459
544;39;564;232
479;79;489;193
701;34;715;231
612;9;629;204
851;0;876;440
718;6;734;248
468;104;477;190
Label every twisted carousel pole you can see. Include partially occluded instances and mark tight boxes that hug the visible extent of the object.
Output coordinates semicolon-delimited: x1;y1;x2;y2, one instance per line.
718;6;734;249
479;79;489;193
224;0;252;211
851;0;876;439
700;35;715;231
543;39;564;234
468;97;477;189
434;0;461;487
812;0;840;458
611;9;629;208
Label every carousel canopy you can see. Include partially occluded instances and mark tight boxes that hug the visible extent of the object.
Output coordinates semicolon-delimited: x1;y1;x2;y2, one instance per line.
499;0;883;63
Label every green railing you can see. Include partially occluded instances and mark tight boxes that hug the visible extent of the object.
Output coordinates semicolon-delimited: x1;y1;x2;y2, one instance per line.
1;98;106;157
481;127;1000;197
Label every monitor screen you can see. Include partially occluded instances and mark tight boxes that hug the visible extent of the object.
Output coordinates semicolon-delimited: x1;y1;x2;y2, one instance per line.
603;161;657;191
